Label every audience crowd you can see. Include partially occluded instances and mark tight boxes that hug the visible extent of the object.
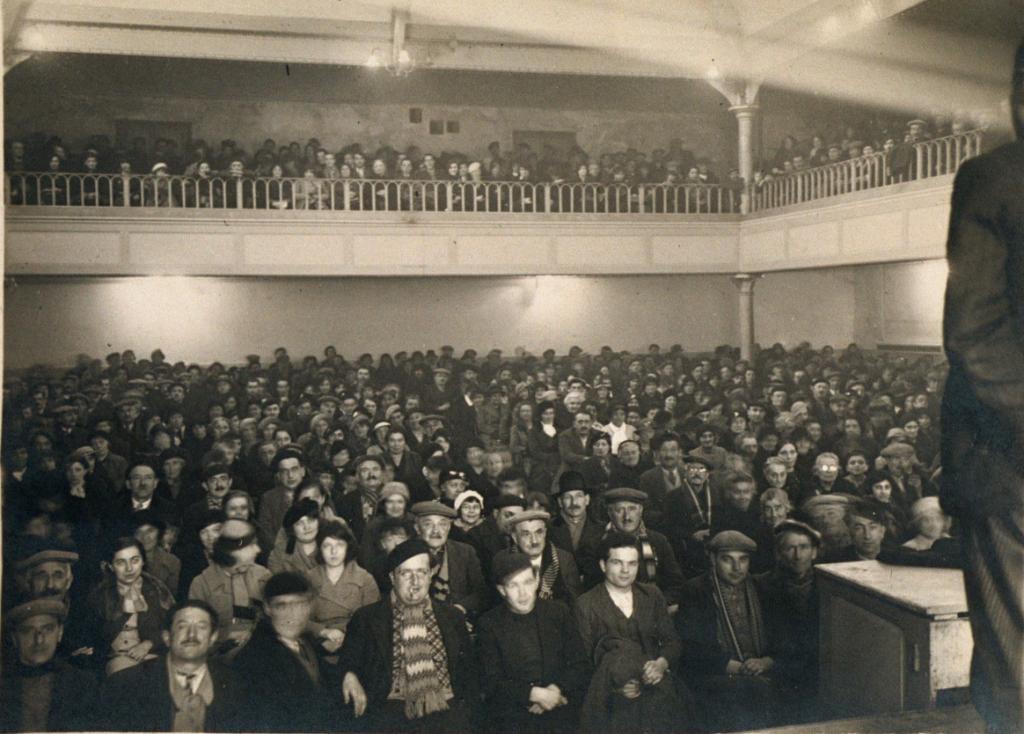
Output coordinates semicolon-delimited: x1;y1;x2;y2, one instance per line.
0;339;954;732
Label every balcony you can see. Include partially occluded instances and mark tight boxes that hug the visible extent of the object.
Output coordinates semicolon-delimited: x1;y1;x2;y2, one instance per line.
4;131;980;277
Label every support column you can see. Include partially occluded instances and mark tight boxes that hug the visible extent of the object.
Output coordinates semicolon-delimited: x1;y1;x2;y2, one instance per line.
733;273;760;360
729;104;759;214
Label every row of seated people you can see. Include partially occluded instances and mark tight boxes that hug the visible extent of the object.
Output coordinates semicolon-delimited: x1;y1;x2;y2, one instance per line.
1;340;953;732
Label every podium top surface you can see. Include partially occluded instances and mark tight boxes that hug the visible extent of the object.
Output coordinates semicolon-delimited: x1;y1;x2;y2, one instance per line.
815;560;969;617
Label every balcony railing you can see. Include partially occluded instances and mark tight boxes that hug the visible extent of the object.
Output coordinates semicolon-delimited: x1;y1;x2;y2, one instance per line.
750;129;983;211
5;174;739;215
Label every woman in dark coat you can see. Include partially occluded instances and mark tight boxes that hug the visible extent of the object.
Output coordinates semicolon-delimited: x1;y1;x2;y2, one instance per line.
527;401;561;493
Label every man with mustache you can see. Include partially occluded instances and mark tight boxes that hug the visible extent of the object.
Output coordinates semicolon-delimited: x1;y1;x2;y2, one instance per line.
411;501;487;617
100;600;242;731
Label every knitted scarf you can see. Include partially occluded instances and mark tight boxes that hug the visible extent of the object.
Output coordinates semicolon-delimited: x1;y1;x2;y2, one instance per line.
709;572;767;662
538;543;561;600
388;591;454;719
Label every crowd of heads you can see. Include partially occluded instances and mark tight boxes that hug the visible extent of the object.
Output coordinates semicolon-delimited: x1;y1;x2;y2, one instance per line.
0;338;956;732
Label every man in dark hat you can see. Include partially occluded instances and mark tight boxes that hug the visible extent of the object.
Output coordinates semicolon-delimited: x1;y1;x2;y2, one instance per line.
338;539;479;731
549;471;603;555
688;424;728;471
676;530;778;731
824;498;891;562
233;572;334;732
477;552;590;734
90;429;128;495
1;598;100;731
411;500;487;616
469;494;527;582
100;600;241;731
638;432;686;525
107;460;178;542
337;454;387;541
180;463;234;541
662;455;716;576
578;488;685;608
755;520;823;723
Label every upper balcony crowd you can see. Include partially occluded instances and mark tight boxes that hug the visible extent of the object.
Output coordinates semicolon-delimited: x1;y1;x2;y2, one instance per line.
4;106;1001;216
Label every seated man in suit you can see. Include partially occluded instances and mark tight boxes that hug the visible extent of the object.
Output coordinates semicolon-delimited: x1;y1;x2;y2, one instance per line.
339;538;479;732
477;552;590;734
507;509;582;608
548;470;604;556
411;500;487;617
101;600;240;732
232;572;335;732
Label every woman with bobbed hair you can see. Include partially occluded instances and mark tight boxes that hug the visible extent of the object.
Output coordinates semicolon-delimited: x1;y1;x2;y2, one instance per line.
268;498;320;575
308;519;380;656
86;536;174;675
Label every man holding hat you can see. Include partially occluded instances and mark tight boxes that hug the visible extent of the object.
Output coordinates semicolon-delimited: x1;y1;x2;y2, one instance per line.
508;509;582;607
411;500;487;616
755;520;823;723
1;598;100;731
578;488;685;608
549;470;603;555
338;538;479;731
477;552;590;734
676;530;778;731
233;572;335;732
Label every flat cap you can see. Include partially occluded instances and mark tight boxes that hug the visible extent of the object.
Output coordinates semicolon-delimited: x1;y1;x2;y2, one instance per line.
604;487;648;505
380;482;411;503
706;530;757;554
508;509;550;526
491;550;534;585
682;455;713;469
491;495;528;511
202;463;231;480
6;598;68;628
801;493;853;513
13;539;79;573
410;500;457;519
849;497;892;524
774;519;822;546
880;442;916;458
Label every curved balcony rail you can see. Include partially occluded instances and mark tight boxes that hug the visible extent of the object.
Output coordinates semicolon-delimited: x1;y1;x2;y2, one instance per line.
750;129;984;211
5;174;739;215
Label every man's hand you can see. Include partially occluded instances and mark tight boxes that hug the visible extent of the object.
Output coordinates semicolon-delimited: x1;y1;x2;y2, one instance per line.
528;704;545;715
529;684;565;711
621;680;642;699
641;657;669;686
740;657;774;676
691;528;711;542
342;672;368;717
319;629;344;653
726;659;743;675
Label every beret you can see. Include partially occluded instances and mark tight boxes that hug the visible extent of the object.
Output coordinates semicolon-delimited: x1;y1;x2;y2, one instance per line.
801;494;853;513
453;490;484;512
508;509;550;526
131;509;166;532
604;487;648;505
880;442;916;458
774;519;822;546
707;530;757;554
271;447;305;472
491;550;535;586
203;463;231;480
283;498;320;529
263;571;312;600
197;508;228;530
440;468;468;485
317;395;340;405
911;496;944;522
353;454;385;471
6;598;68;628
433;367;451;376
379;482;411;503
410;501;457;519
557;470;587;496
159;447;188;464
849;498;892;525
70;445;96;459
386;538;432;574
491;495;528;510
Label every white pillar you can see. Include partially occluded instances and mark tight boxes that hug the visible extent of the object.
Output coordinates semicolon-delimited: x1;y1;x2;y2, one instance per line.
733;273;760;360
729;104;759;214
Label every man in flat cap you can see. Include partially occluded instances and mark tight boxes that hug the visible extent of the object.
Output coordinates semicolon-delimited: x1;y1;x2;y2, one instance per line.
1;598;100;731
470;494;527;583
755;520;823;723
477;552;590;734
638;432;686;525
411;500;487;617
339;538;479;731
879;441;935;512
233;572;335;732
180;463;234;542
508;509;582;608
578;488;685;609
337;454;388;541
801;493;854;557
549;470;604;556
575;532;691;734
676;530;778;731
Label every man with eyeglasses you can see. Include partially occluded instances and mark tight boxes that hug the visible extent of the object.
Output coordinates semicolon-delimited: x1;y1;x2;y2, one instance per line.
338;538;478;731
